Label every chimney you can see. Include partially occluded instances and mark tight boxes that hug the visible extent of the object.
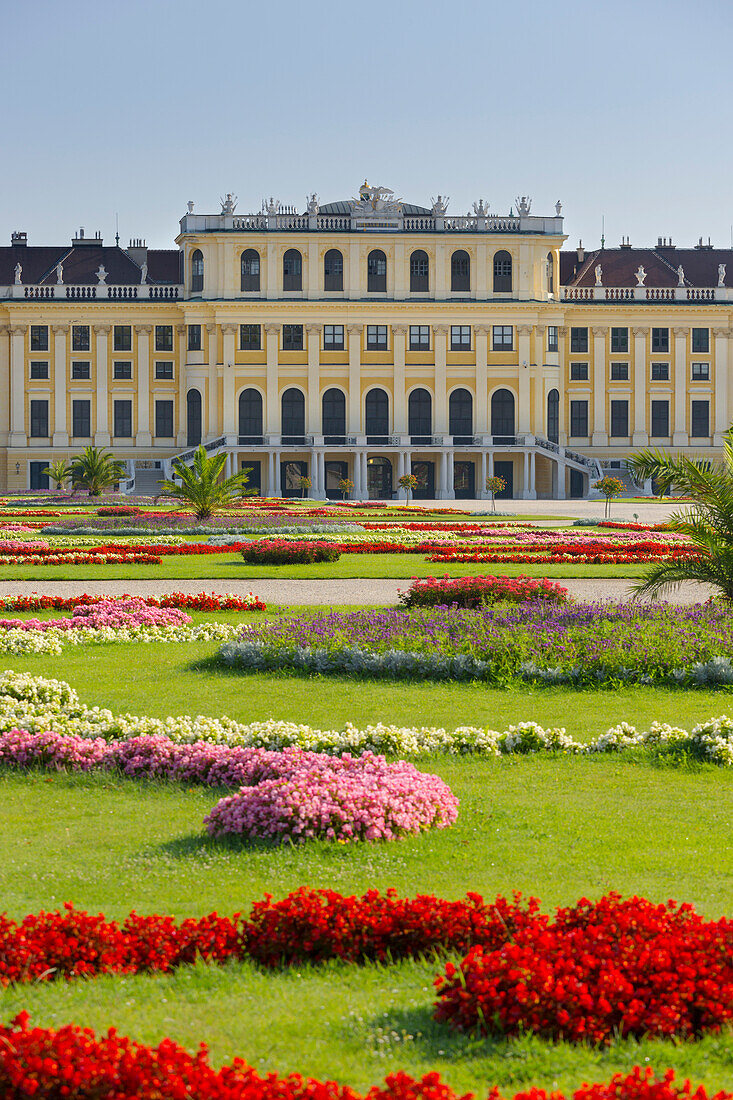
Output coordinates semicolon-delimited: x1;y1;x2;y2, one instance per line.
126;238;148;267
576;239;584;263
620;236;631;249
72;227;98;246
10;231;27;246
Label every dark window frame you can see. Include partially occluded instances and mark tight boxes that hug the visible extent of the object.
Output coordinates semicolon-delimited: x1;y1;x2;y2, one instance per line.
282;324;304;352
651;362;669;381
324;249;344;292
651;327;669;353
29;361;49;380
155;325;173;352
190;249;204;293
240;324;261;351
366;325;388;351
451;250;470;292
570;327;589;353
610;399;629;438
113;361;132;380
187;324;202;352
71;361;90;380
282;248;303;292
72;398;91;438
570;362;589;381
691;328;709;353
323;324;344;350
29;398;49;438
113;325;132;352
409;325;430;350
570;399;589;438
113;399;133;438
367;249;387;293
240;249;261;292
547;326;558;352
155;399;175;438
154;361;174;380
409;249;429;293
30;325;49;352
691;399;710;438
651;399;669;437
610;362;629;381
691;362;710;381
451;325;471;350
492;325;513;350
610;327;629;353
492;250;512;293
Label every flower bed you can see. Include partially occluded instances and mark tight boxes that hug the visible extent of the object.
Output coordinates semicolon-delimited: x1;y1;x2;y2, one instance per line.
220;603;733;688
398;575;570;608
0;591;265;612
435;893;733;1044
0;540;249;566
240;540;341;564
1;1016;721;1100
2;670;731;764
0;598;190;632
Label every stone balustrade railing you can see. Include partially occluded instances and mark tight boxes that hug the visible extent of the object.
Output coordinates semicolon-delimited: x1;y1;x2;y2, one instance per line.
563;285;731;302
2;284;183;300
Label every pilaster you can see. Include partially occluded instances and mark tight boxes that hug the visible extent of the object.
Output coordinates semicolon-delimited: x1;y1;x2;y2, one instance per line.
93;324;111;446
433;324;448;434
517;324;532;434
306;324;321;433
591;326;608;445
632;326;649;445
474;325;489;434
206;323;220;437
9;326;25;446
52;324;68;446
136;325;152;446
714;327;730;444
392;324;407;434
265;324;280;433
221;324;237;438
347;324;362;433
0;327;9;445
673;327;688;445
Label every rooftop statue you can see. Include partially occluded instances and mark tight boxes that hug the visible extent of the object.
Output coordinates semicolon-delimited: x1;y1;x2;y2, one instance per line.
635;265;647;287
351;181;403;216
306;193;319;216
431;194;449;216
555;200;562;215
96;264;107;284
677;264;685;287
55;262;63;284
515;195;532;216
719;263;726;287
220;193;237;215
13;263;21;285
140;261;148;285
594;264;603;287
187;201;195;214
472;199;488;217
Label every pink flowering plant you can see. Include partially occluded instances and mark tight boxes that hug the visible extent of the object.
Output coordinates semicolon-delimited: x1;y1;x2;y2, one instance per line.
0;599;190;634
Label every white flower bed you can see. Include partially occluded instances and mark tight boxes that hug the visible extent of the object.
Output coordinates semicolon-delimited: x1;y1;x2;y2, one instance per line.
0;622;240;655
0;670;729;765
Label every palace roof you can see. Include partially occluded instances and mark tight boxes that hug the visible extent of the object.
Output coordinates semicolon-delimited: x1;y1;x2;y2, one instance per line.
560;246;732;288
0;244;181;286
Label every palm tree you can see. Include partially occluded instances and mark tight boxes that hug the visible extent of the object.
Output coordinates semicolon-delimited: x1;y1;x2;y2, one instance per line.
629;439;733;600
42;459;72;492
157;445;252;521
70;447;128;497
625;448;675;499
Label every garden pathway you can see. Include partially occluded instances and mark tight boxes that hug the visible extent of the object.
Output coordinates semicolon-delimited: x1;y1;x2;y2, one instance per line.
0;578;715;605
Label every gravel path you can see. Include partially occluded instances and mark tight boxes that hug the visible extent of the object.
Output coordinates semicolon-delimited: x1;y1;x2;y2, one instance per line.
0;577;715;605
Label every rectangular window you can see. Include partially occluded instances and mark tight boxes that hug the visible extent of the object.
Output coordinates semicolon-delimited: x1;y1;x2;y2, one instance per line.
366;325;388;350
155;325;173;351
113;399;132;437
610;327;629;353
113;361;132;380
30;326;48;352
451;325;471;350
570;327;588;353
187;324;201;351
71;325;90;352
651;327;669;353
610;399;629;437
71;362;90;380
691;400;710;437
72;399;91;438
651;362;669;381
570;400;588;437
282;324;303;351
113;325;132;352
155;361;174;380
323;324;344;350
410;325;430;350
691;362;710;381
29;399;49;438
651;399;669;437
610;362;629;381
570;362;589;381
240;324;261;351
691;328;709;353
547;325;558;352
29;361;48;380
492;325;513;350
155;400;174;438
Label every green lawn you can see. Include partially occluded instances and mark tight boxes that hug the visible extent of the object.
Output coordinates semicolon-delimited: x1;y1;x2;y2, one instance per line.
0;552;648;580
0;761;730;1092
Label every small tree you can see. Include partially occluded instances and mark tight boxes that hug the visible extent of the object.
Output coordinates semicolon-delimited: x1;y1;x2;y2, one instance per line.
593;475;625;518
485;474;507;513
298;475;312;499
158;445;253;521
399;472;418;505
338;477;354;500
42;459;72;492
70;447;128;497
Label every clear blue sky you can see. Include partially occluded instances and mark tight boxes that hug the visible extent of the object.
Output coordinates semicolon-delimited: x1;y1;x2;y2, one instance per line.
3;0;732;253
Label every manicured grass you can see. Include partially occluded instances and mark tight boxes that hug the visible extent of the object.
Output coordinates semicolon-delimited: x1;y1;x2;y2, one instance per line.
0;761;730;1092
0;553;648;580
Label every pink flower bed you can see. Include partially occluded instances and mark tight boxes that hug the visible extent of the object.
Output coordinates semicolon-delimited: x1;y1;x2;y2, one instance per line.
0;730;459;844
0;598;191;632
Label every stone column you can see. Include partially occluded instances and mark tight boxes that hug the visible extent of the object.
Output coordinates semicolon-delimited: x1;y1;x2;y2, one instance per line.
592;326;608;445
135;325;152;447
517;325;532;434
352;448;363;499
480;449;488;498
673;327;688;445
528;449;536;500
348;245;361;301
556;327;568;444
221;324;237;441
714;328;729;445
393;242;407;299
9;327;26;446
475;244;488;300
446;449;455;499
307;243;319;300
268;450;277;494
392;324;407;435
433;324;448;434
206;323;219;437
313;450;326;499
474;325;489;435
347;324;362;434
434;243;447;300
94;324;111;446
175;324;187;446
522;452;530;498
359;452;368;498
306;324;321;434
52;324;68;446
265;324;280;435
632;326;649;445
0;327;10;446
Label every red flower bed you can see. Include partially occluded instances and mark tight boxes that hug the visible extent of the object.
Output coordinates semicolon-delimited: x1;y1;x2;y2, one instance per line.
2;1015;724;1100
0;591;265;612
398;575;570;608
240;540;341;564
434;893;733;1045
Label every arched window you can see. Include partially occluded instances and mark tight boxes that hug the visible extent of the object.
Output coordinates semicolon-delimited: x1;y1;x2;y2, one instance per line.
283;248;302;292
190;249;204;293
281;387;305;440
547;388;559;443
186;389;202;446
409;249;429;293
240;249;260;292
322;387;346;441
365;387;389;439
449;388;473;442
367;249;387;292
324;249;343;292
493;250;512;293
239;388;263;442
408;388;432;442
491;388;515;437
451;250;470;292
546;252;554;295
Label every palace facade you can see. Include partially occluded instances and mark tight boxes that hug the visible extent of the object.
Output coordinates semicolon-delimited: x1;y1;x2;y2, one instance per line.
1;182;731;499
